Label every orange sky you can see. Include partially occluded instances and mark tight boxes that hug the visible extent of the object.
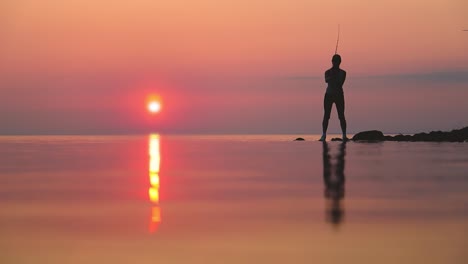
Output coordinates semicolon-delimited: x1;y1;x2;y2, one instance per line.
0;0;467;134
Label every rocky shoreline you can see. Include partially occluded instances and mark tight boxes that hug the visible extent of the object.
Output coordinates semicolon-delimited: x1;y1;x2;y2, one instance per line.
351;126;468;142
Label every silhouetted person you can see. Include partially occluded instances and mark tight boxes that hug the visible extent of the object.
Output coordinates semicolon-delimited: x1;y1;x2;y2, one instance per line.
319;54;347;141
322;141;346;226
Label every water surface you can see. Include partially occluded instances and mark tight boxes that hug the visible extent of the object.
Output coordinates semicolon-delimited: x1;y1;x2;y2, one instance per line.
0;135;467;264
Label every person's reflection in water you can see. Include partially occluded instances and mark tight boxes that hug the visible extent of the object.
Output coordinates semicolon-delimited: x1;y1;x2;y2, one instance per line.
322;141;346;226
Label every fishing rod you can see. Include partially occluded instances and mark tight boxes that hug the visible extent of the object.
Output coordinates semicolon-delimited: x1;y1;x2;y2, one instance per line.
335;24;340;54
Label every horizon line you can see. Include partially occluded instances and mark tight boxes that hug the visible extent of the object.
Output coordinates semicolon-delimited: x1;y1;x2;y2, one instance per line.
0;131;455;137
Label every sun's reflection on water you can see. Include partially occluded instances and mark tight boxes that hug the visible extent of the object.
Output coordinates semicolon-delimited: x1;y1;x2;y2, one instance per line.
148;134;161;233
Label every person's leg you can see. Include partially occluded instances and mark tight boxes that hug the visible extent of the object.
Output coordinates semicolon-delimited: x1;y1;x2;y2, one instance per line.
336;93;347;140
321;94;333;141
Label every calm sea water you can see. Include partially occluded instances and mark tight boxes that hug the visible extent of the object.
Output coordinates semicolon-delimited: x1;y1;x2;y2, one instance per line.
0;135;467;264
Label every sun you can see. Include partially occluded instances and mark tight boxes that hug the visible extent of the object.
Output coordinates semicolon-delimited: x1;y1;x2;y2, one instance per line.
147;101;161;114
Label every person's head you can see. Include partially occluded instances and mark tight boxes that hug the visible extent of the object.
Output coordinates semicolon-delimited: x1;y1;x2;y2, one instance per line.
332;54;341;68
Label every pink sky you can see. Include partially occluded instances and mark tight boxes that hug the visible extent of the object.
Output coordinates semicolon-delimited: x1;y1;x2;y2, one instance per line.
0;0;467;134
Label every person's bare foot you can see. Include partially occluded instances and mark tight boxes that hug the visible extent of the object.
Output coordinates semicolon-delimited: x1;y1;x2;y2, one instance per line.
319;135;326;141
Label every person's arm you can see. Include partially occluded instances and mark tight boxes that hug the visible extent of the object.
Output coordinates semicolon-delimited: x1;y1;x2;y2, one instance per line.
325;70;331;83
339;70;346;86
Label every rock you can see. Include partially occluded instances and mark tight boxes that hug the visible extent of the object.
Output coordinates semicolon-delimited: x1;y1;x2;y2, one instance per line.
412;132;429;141
331;138;343;141
393;134;412;141
294;138;305;141
428;131;445;141
448;127;468;142
352;130;385;141
352;126;468;142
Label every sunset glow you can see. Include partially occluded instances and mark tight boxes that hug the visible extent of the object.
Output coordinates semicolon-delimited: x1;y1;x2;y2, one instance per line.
1;1;467;262
0;1;467;134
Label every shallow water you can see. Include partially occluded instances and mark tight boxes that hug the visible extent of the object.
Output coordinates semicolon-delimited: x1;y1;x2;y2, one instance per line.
0;135;467;264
